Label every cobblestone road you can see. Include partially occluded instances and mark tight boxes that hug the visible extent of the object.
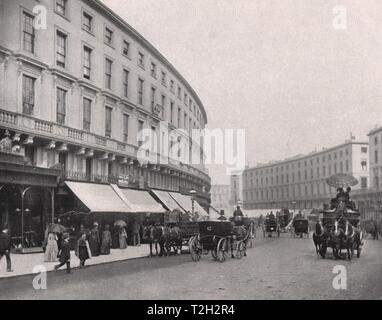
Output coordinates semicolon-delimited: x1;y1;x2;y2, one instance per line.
0;233;381;300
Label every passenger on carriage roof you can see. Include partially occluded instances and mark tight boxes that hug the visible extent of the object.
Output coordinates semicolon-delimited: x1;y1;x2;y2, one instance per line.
218;210;227;221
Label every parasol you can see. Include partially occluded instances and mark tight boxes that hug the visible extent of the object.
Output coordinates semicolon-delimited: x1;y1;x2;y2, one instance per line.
326;173;358;188
114;220;127;228
49;223;66;234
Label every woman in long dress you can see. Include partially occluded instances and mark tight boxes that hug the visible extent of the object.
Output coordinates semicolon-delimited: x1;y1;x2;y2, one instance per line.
44;232;58;262
100;225;112;255
89;222;100;257
119;227;128;249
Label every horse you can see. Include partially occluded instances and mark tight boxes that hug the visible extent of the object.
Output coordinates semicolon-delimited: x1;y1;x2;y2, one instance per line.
313;220;325;256
230;225;249;258
143;224;165;257
163;224;182;255
363;220;379;240
339;220;362;260
317;220;342;259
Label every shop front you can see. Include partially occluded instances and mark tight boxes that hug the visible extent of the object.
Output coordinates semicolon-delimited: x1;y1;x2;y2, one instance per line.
0;152;60;253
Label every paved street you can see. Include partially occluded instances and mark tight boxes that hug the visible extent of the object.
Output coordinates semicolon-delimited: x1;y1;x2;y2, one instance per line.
0;233;381;300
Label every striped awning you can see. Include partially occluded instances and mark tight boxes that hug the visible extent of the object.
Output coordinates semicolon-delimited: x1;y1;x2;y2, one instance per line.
151;190;184;212
169;192;208;216
116;187;166;214
65;181;132;213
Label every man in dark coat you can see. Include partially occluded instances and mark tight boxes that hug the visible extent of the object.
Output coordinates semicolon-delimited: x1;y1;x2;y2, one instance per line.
233;206;243;217
54;233;71;273
217;210;227;221
0;225;12;272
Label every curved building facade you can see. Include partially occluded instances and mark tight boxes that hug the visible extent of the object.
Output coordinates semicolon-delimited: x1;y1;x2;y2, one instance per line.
0;0;211;248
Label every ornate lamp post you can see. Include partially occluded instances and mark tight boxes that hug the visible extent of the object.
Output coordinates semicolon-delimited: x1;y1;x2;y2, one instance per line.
190;189;197;215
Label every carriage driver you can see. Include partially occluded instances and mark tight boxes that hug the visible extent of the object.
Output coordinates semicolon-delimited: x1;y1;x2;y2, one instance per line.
233;206;244;225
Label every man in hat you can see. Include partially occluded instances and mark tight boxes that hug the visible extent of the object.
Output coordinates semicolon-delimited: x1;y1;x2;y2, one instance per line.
0;225;13;272
55;233;71;273
218;210;227;221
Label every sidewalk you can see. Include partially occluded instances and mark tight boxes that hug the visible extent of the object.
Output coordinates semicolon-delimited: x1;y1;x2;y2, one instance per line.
0;244;150;279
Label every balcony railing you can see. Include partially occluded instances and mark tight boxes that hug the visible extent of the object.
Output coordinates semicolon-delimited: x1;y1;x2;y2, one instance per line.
63;170;119;184
0;108;211;184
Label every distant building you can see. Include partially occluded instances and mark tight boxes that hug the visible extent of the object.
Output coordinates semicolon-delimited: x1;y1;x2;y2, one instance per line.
242;140;369;210
210;184;230;213
229;171;245;206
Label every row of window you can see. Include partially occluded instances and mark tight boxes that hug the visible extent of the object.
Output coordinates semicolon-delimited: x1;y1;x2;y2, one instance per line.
244;147;364;178
22;75;202;156
243;160;366;189
21;7;204;130
245;177;368;202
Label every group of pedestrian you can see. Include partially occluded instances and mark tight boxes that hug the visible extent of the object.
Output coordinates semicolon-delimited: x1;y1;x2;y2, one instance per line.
1;218;143;275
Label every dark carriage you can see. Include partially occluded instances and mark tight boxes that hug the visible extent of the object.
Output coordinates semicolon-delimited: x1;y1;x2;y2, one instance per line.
189;220;249;262
262;217;280;238
293;218;309;238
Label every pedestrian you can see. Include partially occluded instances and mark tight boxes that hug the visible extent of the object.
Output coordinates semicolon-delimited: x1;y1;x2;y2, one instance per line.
119;227;128;249
131;219;140;246
76;233;91;268
0;225;13;272
44;232;58;262
89;222;100;257
54;233;71;273
100;224;112;255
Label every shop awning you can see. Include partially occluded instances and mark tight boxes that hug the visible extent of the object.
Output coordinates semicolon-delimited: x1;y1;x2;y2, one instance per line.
151;190;185;212
117;187;166;213
65;181;132;213
169;192;209;216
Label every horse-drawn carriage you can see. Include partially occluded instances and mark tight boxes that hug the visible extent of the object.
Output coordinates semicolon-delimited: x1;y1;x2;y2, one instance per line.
189;220;251;263
262;216;280;238
277;209;292;232
313;173;363;260
293;217;309;238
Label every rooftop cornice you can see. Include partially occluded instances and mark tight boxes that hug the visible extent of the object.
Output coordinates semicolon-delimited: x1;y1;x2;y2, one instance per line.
246;140;370;172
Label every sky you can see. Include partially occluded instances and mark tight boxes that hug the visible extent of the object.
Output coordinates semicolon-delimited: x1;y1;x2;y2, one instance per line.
102;0;382;185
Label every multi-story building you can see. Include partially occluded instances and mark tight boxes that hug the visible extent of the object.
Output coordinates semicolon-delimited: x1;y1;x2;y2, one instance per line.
0;0;211;250
353;127;382;220
210;184;230;214
368;127;382;189
242;140;369;210
229;171;244;207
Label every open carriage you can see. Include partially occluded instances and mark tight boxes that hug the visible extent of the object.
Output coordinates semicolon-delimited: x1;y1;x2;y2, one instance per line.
189;220;250;262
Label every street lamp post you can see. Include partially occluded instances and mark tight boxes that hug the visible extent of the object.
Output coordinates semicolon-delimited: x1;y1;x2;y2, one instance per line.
190;189;197;215
292;201;297;215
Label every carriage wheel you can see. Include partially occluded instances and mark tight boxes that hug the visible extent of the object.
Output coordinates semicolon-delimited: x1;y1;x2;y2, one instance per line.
235;241;245;259
319;245;327;259
247;238;253;249
189;237;201;262
211;249;218;260
217;238;228;263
